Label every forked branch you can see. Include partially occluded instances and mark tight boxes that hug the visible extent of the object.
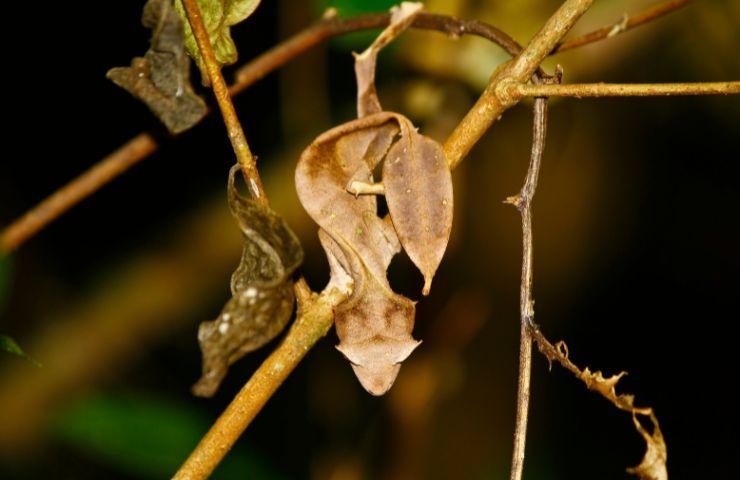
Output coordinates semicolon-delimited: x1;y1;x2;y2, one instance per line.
0;0;720;253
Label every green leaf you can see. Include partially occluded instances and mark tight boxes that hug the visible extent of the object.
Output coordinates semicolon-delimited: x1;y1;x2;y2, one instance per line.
52;392;283;480
175;0;261;82
0;335;41;367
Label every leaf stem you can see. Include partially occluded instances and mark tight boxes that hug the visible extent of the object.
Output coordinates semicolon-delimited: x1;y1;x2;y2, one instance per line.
181;0;267;204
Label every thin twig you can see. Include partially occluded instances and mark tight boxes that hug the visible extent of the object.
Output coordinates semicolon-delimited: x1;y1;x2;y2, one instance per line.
504;88;550;480
0;134;157;253
1;2;697;253
503;81;740;99
555;0;694;52
181;0;267;204
173;279;346;480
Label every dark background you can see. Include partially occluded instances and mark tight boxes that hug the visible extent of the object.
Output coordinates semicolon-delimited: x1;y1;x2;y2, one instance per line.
1;1;738;479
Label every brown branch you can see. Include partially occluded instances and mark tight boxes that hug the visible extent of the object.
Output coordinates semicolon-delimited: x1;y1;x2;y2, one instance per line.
504;87;550;480
173;279;346;480
443;0;594;169
0;133;157;253
181;0;267;204
555;0;694;53
1;2;693;253
504;80;740;98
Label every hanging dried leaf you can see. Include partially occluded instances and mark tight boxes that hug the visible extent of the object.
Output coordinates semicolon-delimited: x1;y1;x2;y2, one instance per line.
353;2;452;295
107;0;207;134
296;113;421;395
354;2;422;117
192;165;303;397
175;0;261;83
382;117;452;295
532;329;668;479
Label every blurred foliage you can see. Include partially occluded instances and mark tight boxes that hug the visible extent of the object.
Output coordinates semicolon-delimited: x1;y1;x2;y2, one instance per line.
52;392;283;480
0;254;10;312
0;335;40;367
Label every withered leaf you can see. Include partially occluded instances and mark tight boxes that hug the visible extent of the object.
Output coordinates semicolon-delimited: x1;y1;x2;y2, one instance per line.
175;0;261;84
296;114;420;395
354;2;422;117
192;164;303;397
627;412;668;480
382;117;452;295
353;1;453;295
107;0;207;134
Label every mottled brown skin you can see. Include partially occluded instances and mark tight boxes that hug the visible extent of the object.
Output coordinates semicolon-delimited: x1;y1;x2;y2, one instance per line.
107;0;206;134
192;165;303;397
295;3;454;395
296;115;421;395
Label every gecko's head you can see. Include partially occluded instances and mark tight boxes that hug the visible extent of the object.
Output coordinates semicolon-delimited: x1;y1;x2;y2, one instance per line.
337;336;420;395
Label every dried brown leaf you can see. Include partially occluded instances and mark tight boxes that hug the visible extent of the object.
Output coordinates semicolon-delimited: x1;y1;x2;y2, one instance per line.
296;113;421;395
192;165;303;397
382;117;452;295
627;412;668;480
107;0;206;134
353;2;452;295
354;2;423;117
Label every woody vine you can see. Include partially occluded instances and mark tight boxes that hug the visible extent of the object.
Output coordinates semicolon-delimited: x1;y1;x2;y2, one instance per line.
1;1;738;479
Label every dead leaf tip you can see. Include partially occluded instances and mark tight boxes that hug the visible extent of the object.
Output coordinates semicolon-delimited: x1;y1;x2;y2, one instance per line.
422;276;433;296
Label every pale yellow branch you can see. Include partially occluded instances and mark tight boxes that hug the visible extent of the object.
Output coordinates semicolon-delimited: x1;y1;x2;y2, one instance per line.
173;281;347;480
503;81;740;99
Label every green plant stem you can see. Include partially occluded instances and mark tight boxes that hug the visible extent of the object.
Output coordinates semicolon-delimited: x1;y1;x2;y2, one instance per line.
181;0;267;204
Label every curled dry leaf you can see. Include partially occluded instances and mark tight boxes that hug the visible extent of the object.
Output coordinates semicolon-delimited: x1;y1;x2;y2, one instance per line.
175;0;261;84
531;328;667;479
627;412;668;480
107;0;207;134
192;165;303;397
